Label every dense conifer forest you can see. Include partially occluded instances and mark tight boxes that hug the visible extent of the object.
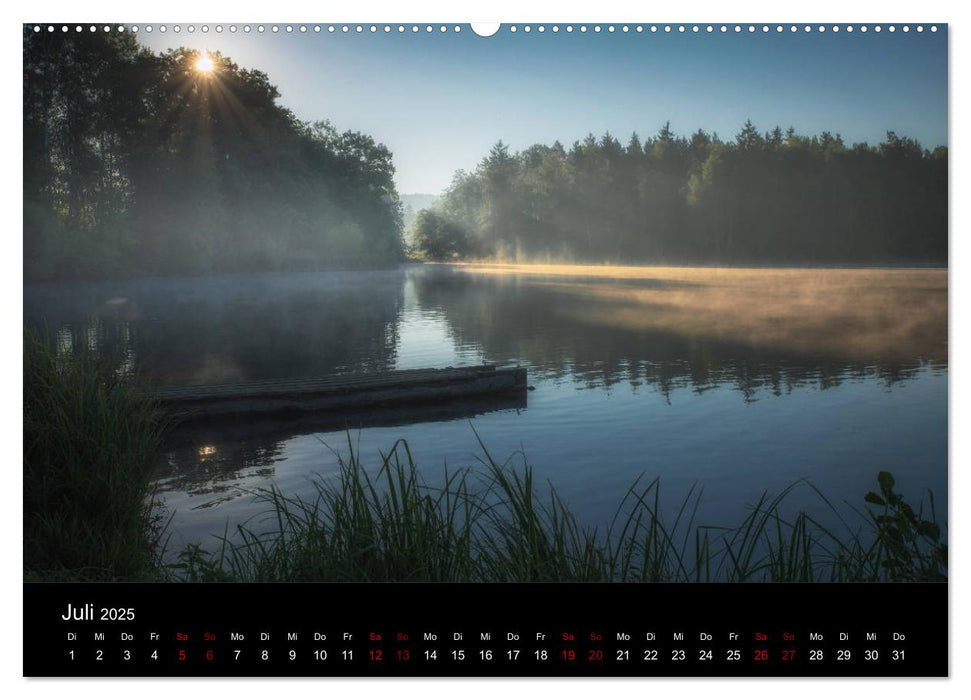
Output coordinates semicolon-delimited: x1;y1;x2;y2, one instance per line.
412;123;947;265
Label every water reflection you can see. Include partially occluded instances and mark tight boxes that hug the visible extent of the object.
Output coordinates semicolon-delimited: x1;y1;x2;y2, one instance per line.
24;264;947;547
412;264;946;399
156;393;527;504
25;270;406;386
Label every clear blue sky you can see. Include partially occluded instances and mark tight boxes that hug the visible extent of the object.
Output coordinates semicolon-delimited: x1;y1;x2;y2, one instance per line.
139;25;947;194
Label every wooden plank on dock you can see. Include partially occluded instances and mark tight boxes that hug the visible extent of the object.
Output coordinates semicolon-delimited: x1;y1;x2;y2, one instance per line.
151;365;527;419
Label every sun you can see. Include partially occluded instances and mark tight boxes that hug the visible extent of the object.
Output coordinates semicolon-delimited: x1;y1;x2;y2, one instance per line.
195;54;215;74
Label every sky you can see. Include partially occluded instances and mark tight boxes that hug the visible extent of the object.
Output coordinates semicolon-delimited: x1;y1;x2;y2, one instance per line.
139;24;947;195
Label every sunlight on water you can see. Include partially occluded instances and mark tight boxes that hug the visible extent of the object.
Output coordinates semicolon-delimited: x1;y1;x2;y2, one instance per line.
450;264;947;363
24;265;947;554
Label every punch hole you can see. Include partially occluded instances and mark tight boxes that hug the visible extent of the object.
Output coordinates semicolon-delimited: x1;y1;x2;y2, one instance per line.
471;23;501;37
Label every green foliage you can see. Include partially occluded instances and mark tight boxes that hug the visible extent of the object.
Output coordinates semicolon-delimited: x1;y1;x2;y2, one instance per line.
863;471;947;581
23;328;169;581
23;30;404;281
176;435;947;583
420;123;946;264
173;438;480;582
410;209;471;261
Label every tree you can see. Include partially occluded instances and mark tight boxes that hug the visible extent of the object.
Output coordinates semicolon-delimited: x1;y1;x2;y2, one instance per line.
411;209;469;261
416;121;946;267
23;32;405;280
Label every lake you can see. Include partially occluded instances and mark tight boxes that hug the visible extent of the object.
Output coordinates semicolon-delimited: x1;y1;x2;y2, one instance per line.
24;263;948;556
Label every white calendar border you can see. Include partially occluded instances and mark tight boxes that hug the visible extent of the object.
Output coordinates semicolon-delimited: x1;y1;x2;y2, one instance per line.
4;1;963;699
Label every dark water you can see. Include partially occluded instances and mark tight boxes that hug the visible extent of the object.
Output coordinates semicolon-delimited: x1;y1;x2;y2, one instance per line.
24;264;948;554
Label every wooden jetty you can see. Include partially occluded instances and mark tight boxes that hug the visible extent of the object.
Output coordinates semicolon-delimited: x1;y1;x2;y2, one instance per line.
153;365;527;419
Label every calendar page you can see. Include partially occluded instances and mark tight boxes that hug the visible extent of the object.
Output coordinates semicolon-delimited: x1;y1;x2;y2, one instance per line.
22;13;948;679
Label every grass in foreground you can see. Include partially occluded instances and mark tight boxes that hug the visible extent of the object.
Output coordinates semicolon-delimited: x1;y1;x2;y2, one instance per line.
172;434;947;583
23;329;169;581
22;325;945;584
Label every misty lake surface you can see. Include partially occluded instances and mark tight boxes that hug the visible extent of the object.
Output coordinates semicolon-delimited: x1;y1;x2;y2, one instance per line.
24;264;948;555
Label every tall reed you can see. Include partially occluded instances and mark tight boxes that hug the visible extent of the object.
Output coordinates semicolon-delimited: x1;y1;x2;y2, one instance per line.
23;328;169;581
173;432;946;584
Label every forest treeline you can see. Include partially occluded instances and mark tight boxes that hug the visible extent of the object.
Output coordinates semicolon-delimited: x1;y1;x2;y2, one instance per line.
24;30;404;281
412;123;947;265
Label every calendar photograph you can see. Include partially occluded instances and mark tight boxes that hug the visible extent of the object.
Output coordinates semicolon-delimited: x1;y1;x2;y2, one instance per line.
23;21;947;595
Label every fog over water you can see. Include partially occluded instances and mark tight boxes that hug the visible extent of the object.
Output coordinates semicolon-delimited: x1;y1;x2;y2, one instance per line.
24;264;947;554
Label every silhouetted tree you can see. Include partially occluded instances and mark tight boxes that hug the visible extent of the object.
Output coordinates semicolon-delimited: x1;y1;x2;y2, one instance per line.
23;29;404;281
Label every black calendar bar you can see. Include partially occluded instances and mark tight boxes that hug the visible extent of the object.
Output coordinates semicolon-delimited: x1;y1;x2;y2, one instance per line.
24;582;946;677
